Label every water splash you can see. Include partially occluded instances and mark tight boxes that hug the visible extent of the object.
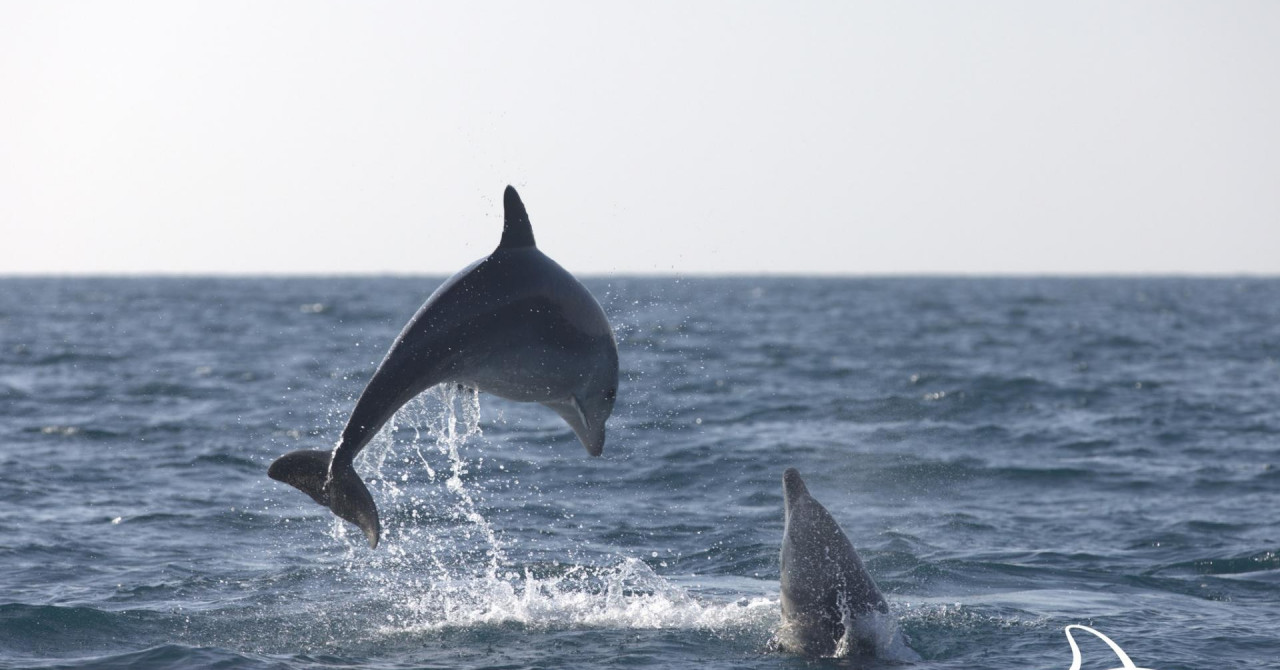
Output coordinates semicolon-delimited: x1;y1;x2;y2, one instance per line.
336;384;506;575
316;386;777;640
838;607;922;662
380;558;778;635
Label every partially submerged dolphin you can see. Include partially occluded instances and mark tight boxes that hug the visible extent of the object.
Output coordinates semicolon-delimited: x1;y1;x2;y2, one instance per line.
778;468;917;659
269;186;619;548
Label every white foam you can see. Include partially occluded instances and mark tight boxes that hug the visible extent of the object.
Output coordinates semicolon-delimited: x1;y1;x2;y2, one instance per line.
375;558;778;634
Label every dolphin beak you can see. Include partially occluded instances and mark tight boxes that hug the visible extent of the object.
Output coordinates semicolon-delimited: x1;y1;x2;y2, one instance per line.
550;395;606;457
578;423;606;457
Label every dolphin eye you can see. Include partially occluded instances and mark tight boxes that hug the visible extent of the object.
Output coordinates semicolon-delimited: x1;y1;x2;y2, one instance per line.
604;388;616;402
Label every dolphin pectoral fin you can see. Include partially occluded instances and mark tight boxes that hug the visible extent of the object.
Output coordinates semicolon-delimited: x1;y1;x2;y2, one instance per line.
267;450;382;549
326;462;382;549
268;450;332;506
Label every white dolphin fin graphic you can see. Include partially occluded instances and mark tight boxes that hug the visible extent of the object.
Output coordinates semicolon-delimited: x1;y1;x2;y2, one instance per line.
1064;625;1156;670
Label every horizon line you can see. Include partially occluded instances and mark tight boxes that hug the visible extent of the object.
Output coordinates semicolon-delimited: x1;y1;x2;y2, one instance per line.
2;270;1277;280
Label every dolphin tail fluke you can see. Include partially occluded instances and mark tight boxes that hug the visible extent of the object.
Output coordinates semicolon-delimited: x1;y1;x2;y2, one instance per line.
326;461;381;549
268;450;382;549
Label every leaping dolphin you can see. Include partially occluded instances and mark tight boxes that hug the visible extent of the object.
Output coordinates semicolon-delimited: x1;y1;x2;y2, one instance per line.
269;186;619;548
777;468;917;659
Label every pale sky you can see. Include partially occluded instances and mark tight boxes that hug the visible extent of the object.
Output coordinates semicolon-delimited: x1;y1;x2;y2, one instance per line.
2;1;1278;275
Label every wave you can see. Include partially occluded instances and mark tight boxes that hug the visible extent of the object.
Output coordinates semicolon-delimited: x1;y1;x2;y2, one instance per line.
0;604;171;659
9;644;277;670
1144;550;1280;578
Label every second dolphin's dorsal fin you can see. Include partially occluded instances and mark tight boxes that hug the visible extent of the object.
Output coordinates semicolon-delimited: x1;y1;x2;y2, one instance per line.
499;185;536;249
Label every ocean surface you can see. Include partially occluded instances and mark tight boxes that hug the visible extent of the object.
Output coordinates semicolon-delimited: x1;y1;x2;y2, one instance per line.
1;276;1277;669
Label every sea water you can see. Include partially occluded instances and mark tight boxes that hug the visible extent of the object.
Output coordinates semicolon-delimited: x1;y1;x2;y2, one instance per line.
1;277;1277;668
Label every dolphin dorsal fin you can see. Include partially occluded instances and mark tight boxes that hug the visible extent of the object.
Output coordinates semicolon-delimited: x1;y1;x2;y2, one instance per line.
499;185;536;249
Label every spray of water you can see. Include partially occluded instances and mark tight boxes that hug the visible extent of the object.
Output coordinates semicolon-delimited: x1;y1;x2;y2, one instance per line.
317;385;778;639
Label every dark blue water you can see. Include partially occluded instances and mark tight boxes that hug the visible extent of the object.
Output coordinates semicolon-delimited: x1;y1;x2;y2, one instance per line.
1;277;1277;669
